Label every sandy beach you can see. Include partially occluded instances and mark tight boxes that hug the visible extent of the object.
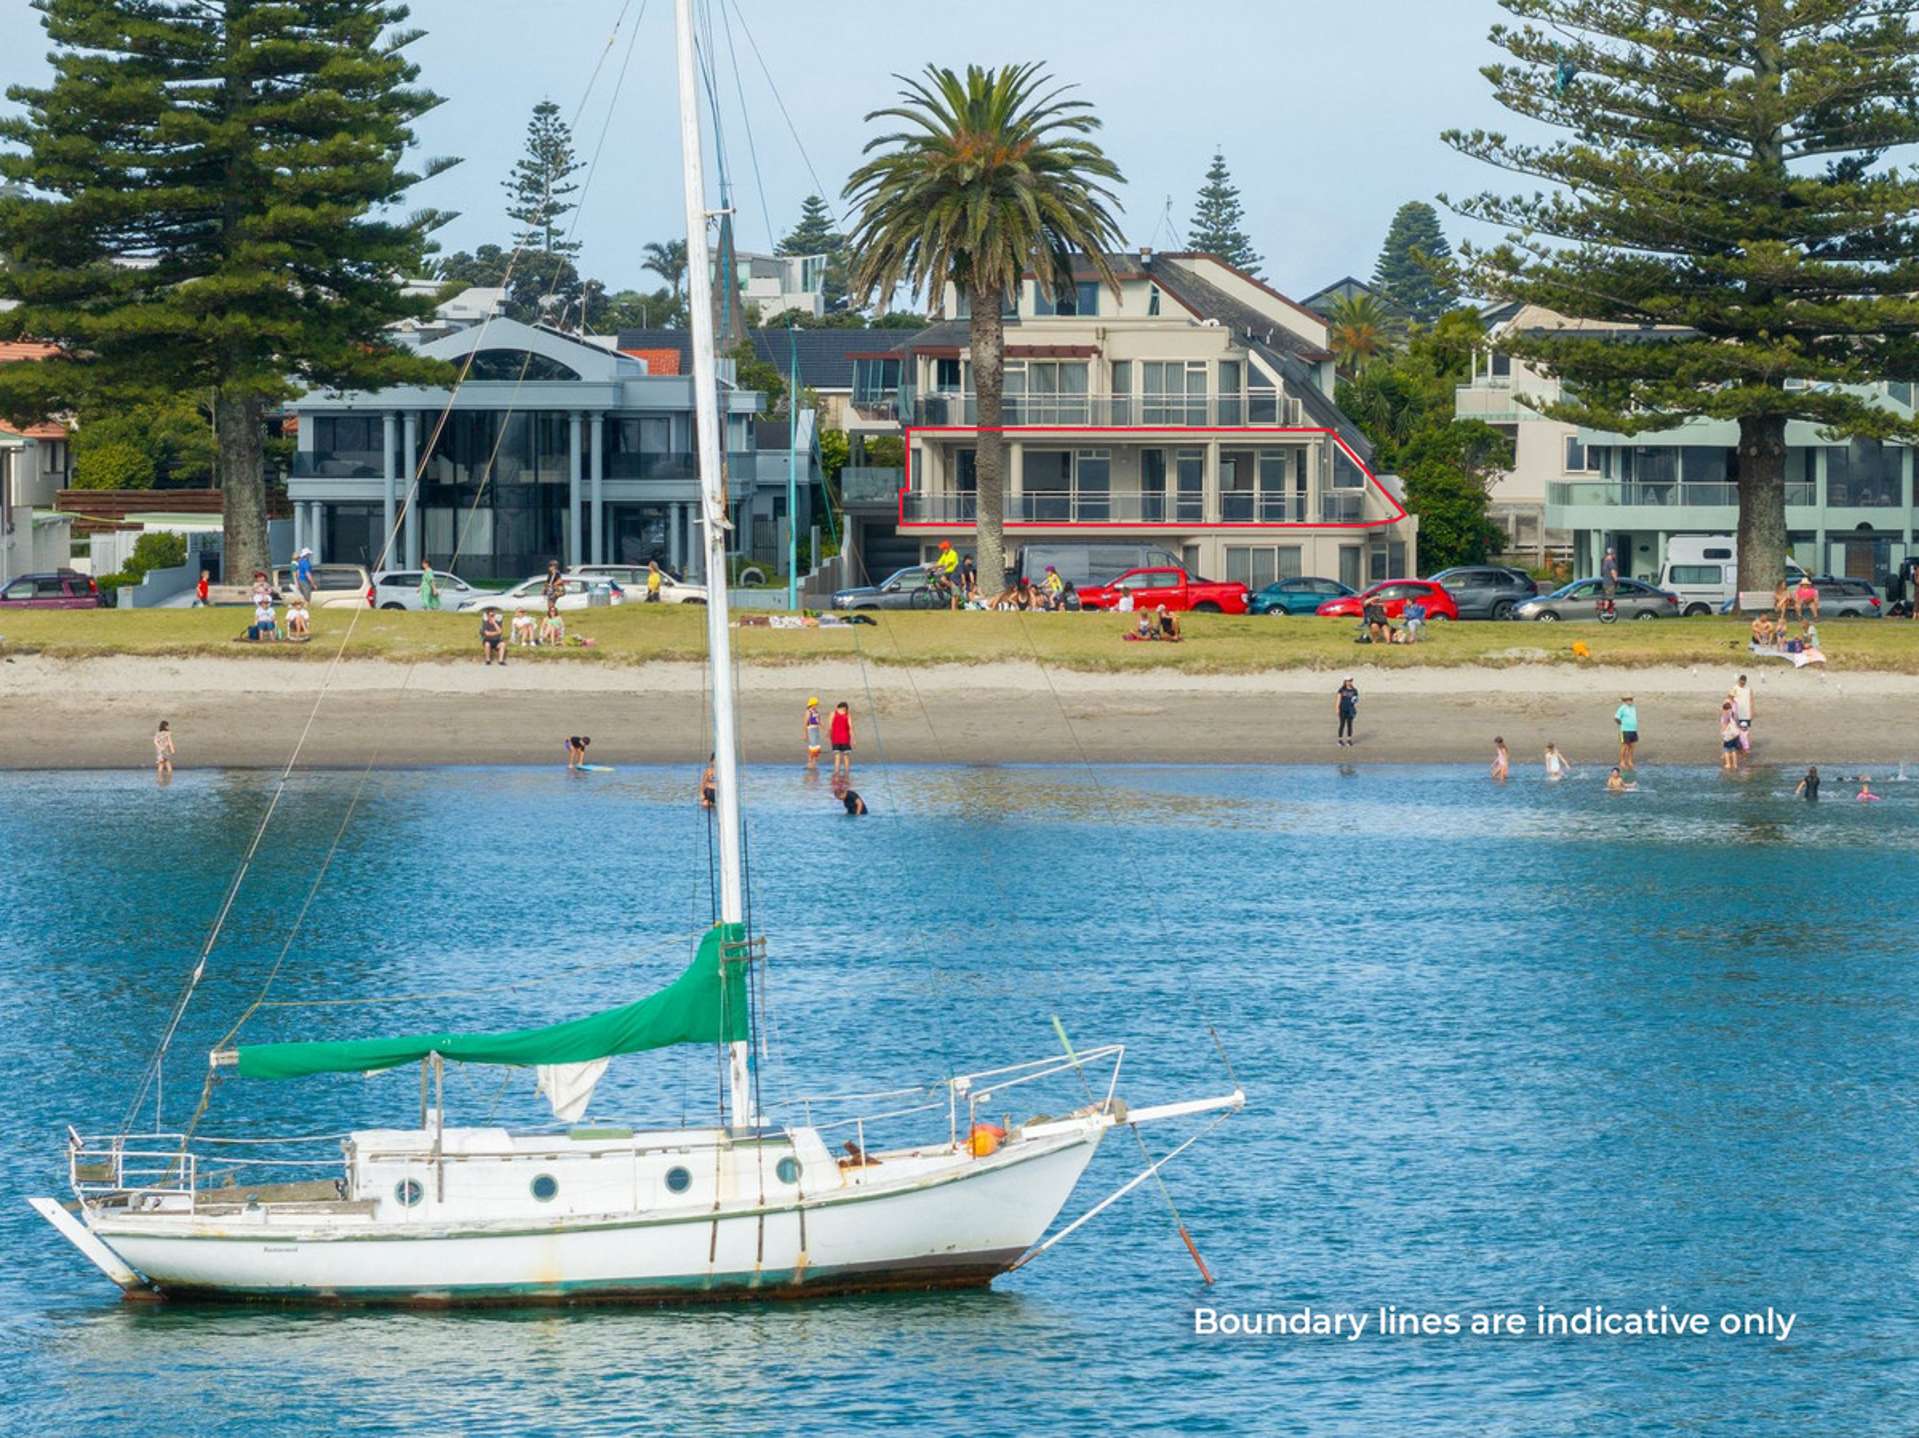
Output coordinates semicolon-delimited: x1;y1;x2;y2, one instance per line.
0;653;1903;769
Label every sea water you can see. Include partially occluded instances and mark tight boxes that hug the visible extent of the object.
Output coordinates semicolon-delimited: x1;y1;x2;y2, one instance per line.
1;763;1914;1436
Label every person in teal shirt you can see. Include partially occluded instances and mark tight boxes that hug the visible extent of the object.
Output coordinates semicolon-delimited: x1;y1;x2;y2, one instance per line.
1614;694;1639;770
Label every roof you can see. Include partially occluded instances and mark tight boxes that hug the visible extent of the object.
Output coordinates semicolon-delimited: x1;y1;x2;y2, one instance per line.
1150;258;1334;364
613;327;898;390
1299;276;1404;317
0;342;69;439
0;420;65;441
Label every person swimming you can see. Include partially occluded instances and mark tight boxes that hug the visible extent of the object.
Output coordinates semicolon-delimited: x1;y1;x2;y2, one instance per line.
1857;778;1881;802
841;789;867;815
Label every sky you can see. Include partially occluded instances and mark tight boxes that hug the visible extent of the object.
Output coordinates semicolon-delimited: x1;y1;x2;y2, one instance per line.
0;0;1528;305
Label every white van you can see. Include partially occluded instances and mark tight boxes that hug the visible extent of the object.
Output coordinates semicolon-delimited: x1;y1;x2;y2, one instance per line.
1658;537;1806;615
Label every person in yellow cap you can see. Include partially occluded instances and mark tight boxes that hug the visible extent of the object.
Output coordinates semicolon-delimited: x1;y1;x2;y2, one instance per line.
803;696;822;769
930;539;960;608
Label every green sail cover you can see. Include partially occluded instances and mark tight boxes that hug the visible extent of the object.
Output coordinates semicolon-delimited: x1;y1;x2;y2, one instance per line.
231;924;750;1080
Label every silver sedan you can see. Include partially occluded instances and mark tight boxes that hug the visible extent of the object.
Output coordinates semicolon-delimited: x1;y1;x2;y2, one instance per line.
1516;578;1681;621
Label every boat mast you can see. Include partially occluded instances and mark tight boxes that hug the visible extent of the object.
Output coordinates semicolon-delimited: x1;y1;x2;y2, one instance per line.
673;0;755;1131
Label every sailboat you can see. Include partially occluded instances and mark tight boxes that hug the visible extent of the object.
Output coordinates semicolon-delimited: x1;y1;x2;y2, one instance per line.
28;0;1242;1304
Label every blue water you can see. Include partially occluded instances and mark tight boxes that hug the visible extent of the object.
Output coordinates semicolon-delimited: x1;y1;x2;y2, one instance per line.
3;763;1916;1435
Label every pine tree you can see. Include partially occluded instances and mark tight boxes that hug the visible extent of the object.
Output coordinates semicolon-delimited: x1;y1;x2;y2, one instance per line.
1445;1;1919;592
777;194;848;311
1371;201;1458;323
1187;151;1262;276
504;100;582;259
0;0;457;576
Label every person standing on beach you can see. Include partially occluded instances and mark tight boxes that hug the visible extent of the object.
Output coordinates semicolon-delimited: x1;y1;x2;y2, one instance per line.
1335;678;1359;748
1730;674;1754;751
829;701;854;777
1795;766;1820;800
1614;694;1639;770
1491;737;1509;782
153;720;175;775
803;696;823;769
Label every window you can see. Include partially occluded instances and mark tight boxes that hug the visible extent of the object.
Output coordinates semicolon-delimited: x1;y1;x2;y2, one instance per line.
530;1174;559;1202
852;358;901;405
1681;448;1729;485
1225;545;1303;589
1147;285;1161;316
394;1179;423;1207
1667;564;1724;586
0;579;30;600
954;288;1018;319
664;1165;692;1194
1143;361;1208;424
1827;439;1903;506
1338;546;1362;590
1076;449;1110;521
1006;361;1089;422
1175;449;1204;521
1110;360;1132;423
1563;436;1593;473
1489;351;1511;378
934;358;962;391
1033;279;1100;316
777;1156;801;1185
1140;449;1167;521
1217;361;1243;423
466;349;583;382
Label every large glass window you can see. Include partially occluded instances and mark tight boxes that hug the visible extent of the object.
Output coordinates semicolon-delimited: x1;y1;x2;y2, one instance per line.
313;416;385;473
1827;439;1903;506
1175;449;1204;521
1140;448;1167;522
466;349;583;382
1075;450;1110;521
1033;279;1100;316
954;288;1018;319
852;357;901;406
1144;361;1208;424
1681;448;1729;486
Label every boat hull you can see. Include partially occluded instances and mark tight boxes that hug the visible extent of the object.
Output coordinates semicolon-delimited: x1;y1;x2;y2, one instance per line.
86;1129;1101;1306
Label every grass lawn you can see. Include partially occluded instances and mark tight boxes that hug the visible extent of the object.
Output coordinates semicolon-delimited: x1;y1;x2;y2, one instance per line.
2;604;1917;673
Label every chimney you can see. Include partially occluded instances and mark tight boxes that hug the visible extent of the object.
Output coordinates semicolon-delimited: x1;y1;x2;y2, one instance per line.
1138;246;1152;266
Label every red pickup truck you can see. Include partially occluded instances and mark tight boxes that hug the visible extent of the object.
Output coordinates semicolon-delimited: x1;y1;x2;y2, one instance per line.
1075;566;1251;614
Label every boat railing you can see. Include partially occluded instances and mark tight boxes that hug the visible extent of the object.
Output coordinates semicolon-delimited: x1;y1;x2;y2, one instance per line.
778;1045;1126;1152
68;1131;196;1205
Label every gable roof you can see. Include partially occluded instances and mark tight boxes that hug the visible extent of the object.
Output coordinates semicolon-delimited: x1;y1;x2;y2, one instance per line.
417;317;642;381
1299;276;1404;318
613;327;898;390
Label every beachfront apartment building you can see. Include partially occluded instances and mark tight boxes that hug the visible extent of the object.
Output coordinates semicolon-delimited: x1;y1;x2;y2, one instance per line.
286;316;819;581
722;248;830;322
835;251;1417;589
1460;304;1918;587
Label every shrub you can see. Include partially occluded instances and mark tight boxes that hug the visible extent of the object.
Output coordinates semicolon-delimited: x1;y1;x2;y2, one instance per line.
125;530;187;580
70;439;155;490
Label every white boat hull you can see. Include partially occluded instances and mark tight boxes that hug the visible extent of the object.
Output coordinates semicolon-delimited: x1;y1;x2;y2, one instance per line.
78;1128;1103;1304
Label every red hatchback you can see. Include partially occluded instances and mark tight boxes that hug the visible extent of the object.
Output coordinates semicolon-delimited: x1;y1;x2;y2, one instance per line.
1315;579;1460;622
0;570;103;608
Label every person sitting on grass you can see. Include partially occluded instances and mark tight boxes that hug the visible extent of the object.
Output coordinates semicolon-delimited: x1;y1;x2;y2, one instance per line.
1131;611;1155;642
512;607;537;647
1403;599;1426;642
1750;615;1775;649
539;601;564;646
1802;620;1820;653
1362;596;1390;644
1155;605;1182;642
285;595;311;638
480;608;505;665
246;595;278;641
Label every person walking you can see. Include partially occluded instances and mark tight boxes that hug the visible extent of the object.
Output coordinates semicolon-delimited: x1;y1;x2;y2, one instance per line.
1730;674;1754;752
1794;766;1820;800
1614;693;1639;770
295;547;315;602
646;559;664;603
153;720;175;775
1490;736;1510;782
193;569;210;607
1718;700;1741;771
803;696;823;769
419;561;440;611
828;701;854;778
1335;677;1359;748
1544;742;1573;780
542;560;566;608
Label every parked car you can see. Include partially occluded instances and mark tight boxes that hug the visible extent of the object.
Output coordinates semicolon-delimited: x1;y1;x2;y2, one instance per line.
1314;579;1461;622
830;565;951;610
370;568;484;611
456;574;622;614
573;563;708;605
1248;576;1355;616
1075;567;1251;614
0;569;103;608
1014;542;1185;589
207;562;373;610
1428;564;1539;620
1516;578;1679;621
1718;576;1882;618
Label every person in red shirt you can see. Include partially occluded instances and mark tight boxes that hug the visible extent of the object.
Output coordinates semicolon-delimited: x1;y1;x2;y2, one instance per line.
828;701;854;778
193;569;209;607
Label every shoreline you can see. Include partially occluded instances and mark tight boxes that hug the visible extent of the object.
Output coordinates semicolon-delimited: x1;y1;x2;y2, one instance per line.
0;654;1903;769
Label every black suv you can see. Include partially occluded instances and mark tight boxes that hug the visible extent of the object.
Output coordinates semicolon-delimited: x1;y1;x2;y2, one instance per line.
1428;565;1540;620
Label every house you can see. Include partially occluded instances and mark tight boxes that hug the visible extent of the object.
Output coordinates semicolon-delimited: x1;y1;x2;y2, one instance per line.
285;317;818;581
836;250;1416;589
1299;276;1403;319
615;326;894;434
0;340;74;584
718;248;829;322
1457;304;1915;585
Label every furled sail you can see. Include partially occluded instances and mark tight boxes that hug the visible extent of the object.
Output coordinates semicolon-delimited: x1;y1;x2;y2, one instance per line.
221;925;749;1081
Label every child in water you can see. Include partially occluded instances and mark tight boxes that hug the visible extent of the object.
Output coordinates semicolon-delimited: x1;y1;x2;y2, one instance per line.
1490;737;1509;782
1543;743;1572;780
803;697;822;769
1857;778;1881;802
1605;767;1636;793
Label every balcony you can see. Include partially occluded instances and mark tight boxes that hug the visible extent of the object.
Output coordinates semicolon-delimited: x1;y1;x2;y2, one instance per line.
906;389;1301;428
292;453;383;479
840;466;903;507
1547;480;1818;509
1320;490;1368;522
901;490;1318;525
1453;384;1536;424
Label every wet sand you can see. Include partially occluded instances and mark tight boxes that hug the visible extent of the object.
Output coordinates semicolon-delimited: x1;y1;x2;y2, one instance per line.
0;654;1899;770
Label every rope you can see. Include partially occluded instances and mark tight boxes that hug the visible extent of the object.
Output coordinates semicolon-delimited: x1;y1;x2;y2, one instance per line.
715;0;775;253
721;0;843;229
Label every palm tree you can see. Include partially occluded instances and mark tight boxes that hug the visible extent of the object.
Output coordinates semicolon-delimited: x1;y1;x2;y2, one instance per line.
844;64;1125;586
1327;292;1398;377
643;239;688;305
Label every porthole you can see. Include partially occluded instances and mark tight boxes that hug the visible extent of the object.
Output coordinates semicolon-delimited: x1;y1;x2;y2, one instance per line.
394;1179;423;1208
776;1156;800;1185
664;1165;692;1194
530;1173;559;1202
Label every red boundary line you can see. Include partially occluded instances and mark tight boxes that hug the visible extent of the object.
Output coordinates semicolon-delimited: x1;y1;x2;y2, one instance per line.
896;425;1407;531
